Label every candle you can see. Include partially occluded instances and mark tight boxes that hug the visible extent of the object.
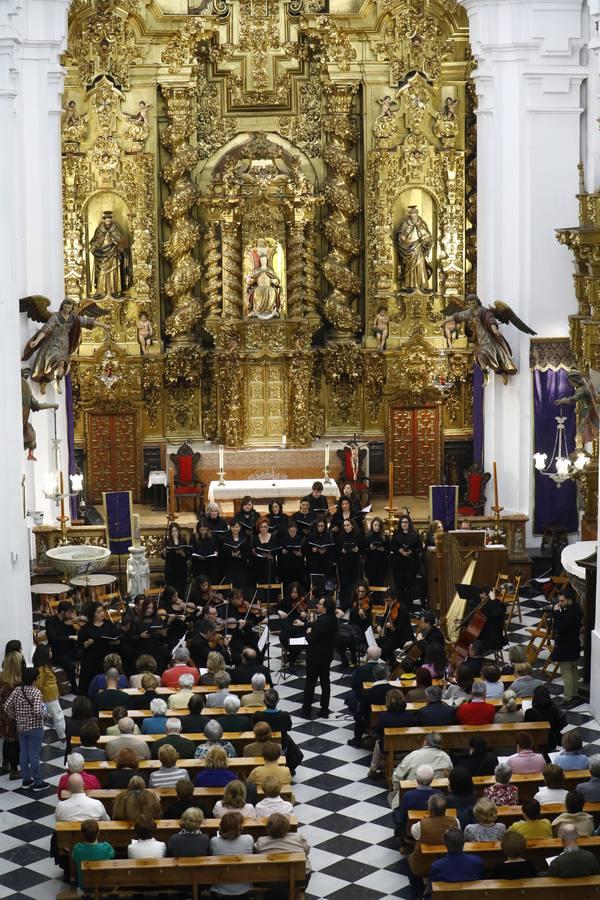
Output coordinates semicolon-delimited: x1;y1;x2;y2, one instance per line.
168;466;175;516
325;443;330;468
59;471;65;522
493;460;499;510
388;461;394;509
219;444;224;472
132;513;140;548
281;434;286;448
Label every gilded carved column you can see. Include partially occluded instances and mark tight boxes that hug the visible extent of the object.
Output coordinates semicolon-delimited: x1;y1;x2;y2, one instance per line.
322;82;360;335
286;218;306;317
220;219;243;319
203;222;222;317
160;85;202;341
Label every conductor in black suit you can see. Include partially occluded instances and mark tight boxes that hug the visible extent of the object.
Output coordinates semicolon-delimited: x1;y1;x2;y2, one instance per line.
301;597;338;719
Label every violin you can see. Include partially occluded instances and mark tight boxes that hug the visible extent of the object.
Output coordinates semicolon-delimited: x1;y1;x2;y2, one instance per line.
284;589;312;620
374;597;400;636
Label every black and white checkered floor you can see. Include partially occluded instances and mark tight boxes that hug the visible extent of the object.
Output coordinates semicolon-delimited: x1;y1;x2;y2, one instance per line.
0;590;598;899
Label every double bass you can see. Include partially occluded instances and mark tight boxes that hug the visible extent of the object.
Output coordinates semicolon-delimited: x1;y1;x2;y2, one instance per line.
449;594;487;669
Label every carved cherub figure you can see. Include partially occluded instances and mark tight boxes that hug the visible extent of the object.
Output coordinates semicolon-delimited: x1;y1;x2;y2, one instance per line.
376;94;399;120
136;312;154;355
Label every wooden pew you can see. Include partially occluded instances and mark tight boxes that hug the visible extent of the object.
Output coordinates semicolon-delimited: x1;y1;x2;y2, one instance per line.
121;684;253;696
421;835;600;871
96;710;265;733
72;729;280;752
397;769;590;803
81;756;286;786
82;852;307;900
364;675;518;690
409;802;600;829
432;876;600;899
370;697;530;727
88;785;294;816
384;722;550;784
57;816;299;853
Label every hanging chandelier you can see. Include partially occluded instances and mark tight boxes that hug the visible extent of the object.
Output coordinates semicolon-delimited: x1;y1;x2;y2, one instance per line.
533;407;591;486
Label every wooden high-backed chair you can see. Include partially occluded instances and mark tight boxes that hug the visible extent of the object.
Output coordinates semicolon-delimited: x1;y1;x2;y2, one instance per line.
169;442;204;513
494;572;522;624
458;463;491;516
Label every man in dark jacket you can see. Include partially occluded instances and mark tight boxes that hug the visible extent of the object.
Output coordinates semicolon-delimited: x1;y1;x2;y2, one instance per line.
549;824;600;877
301;597;338;718
349;662;390;745
347;646;382;712
231;648;273;687
152;718;195;759
417;686;456;726
45;601;79;693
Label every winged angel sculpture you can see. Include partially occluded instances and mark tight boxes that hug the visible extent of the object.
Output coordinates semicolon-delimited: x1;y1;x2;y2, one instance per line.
443;294;536;384
20;295;109;393
555;369;600;444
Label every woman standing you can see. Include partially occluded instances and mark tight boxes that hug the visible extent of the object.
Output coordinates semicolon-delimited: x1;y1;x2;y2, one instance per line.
335;518;364;609
267;500;288;534
235;496;260;536
4;668;49;790
32;645;65;740
364;516;389;587
251;517;279;589
304;517;334;595
190;519;219;584
221;519;250;592
133;597;168;673
330;497;357;536
278;520;305;589
77;603;118;695
389;515;422;610
551;587;583;704
0;651;22;778
162;521;189;598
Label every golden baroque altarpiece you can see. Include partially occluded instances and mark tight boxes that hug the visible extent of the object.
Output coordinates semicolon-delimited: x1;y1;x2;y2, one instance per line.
63;0;476;489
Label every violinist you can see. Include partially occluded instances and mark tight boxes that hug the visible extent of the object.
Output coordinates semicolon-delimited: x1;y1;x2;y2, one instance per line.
337;581;370;669
190;519;219;583
77;602;118;695
235;495;260;537
188;620;214;668
222;617;247;664
162;521;189;598
133;597;168;672
349;582;372;634
267;499;288;534
45;600;79;694
389;514;422;610
364;517;389;587
203;501;230;539
278;582;309;671
158;586;189;650
278;520;305;589
252;517;279;588
376;590;414;666
221;519;250;592
402;612;445;666
304;516;334;595
292;499;315;537
188;574;220;613
335;518;363;609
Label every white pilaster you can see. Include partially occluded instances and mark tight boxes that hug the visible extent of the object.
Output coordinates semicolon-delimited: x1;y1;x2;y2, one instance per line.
462;0;585;544
0;0;70;658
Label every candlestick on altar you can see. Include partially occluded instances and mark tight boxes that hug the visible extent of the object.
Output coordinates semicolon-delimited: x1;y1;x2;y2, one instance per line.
325;443;330;469
217;444;226;485
132;513;141;549
56;470;70;541
385;461;398;528
168;466;175;517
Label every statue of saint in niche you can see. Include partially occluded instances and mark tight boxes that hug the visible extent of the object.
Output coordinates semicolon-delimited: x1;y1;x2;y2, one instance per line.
396;205;433;292
245;244;283;319
89;210;133;298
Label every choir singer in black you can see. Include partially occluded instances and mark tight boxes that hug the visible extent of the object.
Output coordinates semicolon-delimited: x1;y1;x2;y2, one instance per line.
300;597;338;719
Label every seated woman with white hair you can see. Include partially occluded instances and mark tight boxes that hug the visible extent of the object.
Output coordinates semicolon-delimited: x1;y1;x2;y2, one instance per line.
142;698;169;734
220;694;252;732
241;673;266;707
205;671;232;708
56;752;101;800
194;719;237;758
167;673;196;710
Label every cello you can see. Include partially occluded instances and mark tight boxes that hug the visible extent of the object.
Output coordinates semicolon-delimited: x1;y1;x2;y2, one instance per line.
449;596;487;669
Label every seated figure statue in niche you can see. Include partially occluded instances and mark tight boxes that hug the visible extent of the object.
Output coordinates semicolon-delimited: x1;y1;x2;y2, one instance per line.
245;245;282;319
396;205;433;292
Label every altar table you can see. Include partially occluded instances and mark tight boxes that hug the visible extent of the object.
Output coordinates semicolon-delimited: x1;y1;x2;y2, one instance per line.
208;478;340;504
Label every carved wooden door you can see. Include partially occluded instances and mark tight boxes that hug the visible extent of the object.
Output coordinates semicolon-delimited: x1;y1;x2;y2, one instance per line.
245;364;285;444
389;405;441;497
87;413;139;503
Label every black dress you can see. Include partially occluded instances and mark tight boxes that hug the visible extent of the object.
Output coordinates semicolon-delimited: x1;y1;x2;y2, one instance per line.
220;532;251;591
304;528;334;592
235;508;260;536
292;510;316;539
267;512;289;534
163;539;189;597
335;531;364;609
278;531;306;588
77;621;118;695
302;612;338;714
190;532;220;583
364;531;389;587
389;529;422;608
252;533;279;588
133;614;169;672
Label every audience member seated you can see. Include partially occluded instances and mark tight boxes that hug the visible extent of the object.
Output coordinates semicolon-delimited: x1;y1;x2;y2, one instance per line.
409;793;459;845
391;764;437;839
167;673;196;710
164;778;205;819
231;648;272;687
127;816;167;859
548;822;600;877
209;812;254;898
501;645;527;676
219;694;252;732
506;731;546;774
462;641;487;679
106;706;141;737
57;753;100;800
441;663;473;706
369;688;417;778
556;730;589;771
149;744;190;788
252;688;292;740
64;696;98;759
417;685;456;726
71;819;115;890
94;667;131;713
194;719;237;759
255;775;293;818
455;682;495;725
167;807;209;857
446;765;477;829
393;733;452;782
348;647;382;711
576;754;600;800
243;722;273;757
200;651;226;686
483;763;519;807
464;797;506;841
131;673;159;708
195;745;237;788
494;690;524;724
78;722;106;762
481;664;504;699
129;654;162;689
106;716;151;761
255;813;311;888
490;829;537;880
107;747;145;789
152;717;195;759
241;673;266;707
426;827;484;895
534;763;568;805
454;735;499;777
524;685;566;750
161;647;200;688
350;662;392;746
112;775;162;820
180;693;206;733
508;798;552;838
141;698;169;734
55;774;109;822
213;779;256;819
248;741;292;788
511;662;545;697
404;667;432;702
552;789;594;836
87;653;128;701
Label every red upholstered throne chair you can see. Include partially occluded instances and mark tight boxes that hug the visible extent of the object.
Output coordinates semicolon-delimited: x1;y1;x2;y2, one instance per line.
458;463;491;516
336;447;370;507
169;443;204;514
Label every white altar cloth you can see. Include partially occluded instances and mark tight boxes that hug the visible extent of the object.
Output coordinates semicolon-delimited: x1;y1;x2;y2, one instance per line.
208;478;340;504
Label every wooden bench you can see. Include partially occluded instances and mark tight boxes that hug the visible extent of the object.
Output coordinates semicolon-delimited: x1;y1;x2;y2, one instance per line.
122;684;253;696
96;710;265;733
88;784;293;816
397;769;589;803
409;801;600;829
82;852;306;900
81;756;286;786
421;835;600;870
384;722;550;784
364;675;518;690
370;697;530;727
72;729;280;752
57;816;298;853
432;876;600;899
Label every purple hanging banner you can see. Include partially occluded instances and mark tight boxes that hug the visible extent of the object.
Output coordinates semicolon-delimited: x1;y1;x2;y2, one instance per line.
65;374;78;520
472;363;484;468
